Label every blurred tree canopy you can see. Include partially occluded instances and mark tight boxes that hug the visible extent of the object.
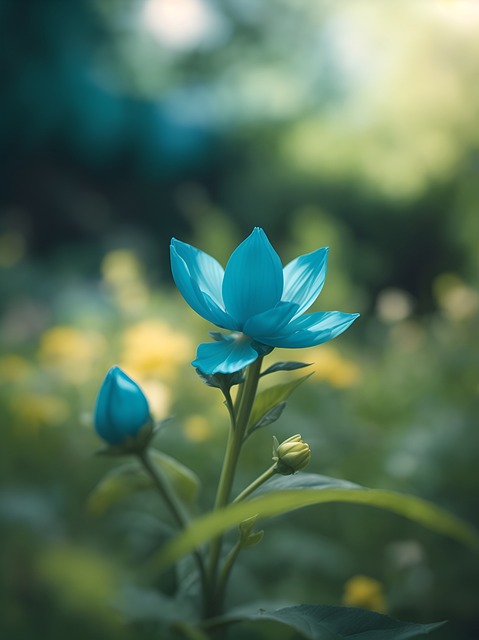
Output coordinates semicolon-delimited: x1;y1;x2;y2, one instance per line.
1;0;479;311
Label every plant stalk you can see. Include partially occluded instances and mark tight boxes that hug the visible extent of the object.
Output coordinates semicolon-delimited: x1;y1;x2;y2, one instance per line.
206;357;263;617
232;464;277;503
137;450;209;610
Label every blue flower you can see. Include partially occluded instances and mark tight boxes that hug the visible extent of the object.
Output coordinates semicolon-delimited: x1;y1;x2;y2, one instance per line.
94;366;150;445
170;227;359;375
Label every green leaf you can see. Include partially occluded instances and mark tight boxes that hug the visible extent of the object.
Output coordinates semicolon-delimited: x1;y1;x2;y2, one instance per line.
255;473;359;493
156;473;479;569
88;450;199;516
247;402;287;436
208;604;445;639
149;451;200;504
249;373;313;428
260;361;312;376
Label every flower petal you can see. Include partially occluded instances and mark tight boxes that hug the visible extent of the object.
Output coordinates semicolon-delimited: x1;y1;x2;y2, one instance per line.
260;311;360;348
282;247;329;317
171;238;224;307
243;301;300;339
192;336;259;374
222;228;283;325
170;241;237;329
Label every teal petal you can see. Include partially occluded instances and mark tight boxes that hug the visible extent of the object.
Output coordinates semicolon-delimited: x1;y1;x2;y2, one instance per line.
243;301;299;339
260;312;360;348
94;366;150;445
170;241;237;330
282;247;329;318
222;228;283;325
192;336;259;374
171;239;224;307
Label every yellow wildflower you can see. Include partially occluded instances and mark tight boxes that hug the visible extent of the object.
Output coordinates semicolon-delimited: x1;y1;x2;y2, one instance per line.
10;392;70;432
38;326;107;384
277;345;360;388
342;575;387;613
120;320;193;381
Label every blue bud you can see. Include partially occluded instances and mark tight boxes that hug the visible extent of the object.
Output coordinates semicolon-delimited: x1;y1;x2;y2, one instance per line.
94;366;150;445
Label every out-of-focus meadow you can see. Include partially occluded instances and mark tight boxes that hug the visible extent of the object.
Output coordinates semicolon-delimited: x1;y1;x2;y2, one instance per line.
1;0;478;638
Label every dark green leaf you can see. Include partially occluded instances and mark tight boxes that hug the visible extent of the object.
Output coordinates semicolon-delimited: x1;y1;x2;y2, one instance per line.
255;473;359;494
209;604;445;639
261;361;312;377
247;401;287;435
249;373;313;428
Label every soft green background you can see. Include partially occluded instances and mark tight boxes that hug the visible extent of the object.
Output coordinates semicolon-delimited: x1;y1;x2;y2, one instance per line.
1;1;478;638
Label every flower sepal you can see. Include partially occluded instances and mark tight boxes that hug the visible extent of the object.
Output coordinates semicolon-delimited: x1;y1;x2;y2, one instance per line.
95;416;174;456
195;368;245;392
95;418;156;456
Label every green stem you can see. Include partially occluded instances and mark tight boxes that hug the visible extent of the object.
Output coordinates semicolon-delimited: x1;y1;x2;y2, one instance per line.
215;539;242;612
233;465;277;503
137;450;209;609
222;387;236;429
206;357;263;617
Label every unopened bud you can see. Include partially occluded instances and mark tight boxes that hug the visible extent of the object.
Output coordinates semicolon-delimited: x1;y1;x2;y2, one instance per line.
94;366;152;450
273;434;311;475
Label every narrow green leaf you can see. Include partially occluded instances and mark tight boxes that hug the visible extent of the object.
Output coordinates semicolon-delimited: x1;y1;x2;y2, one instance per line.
208;604;445;639
260;361;312;377
88;450;199;516
249;373;313;428
156;474;479;569
247;402;287;435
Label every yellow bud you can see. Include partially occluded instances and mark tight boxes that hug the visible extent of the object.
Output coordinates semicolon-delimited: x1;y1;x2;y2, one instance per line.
273;434;311;475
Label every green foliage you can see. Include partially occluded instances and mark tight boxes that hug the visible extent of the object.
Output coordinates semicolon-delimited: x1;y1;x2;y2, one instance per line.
157;473;479;570
260;361;312;377
247;402;287;435
88;450;199;516
248;374;313;433
211;604;445;640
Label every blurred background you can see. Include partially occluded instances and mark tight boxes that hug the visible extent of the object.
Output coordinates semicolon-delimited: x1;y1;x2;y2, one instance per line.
1;0;478;638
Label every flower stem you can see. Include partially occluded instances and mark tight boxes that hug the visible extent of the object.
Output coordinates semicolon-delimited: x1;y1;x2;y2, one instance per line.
222;387;236;429
215;539;242;612
233;464;277;503
137;450;209;609
206;357;263;617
